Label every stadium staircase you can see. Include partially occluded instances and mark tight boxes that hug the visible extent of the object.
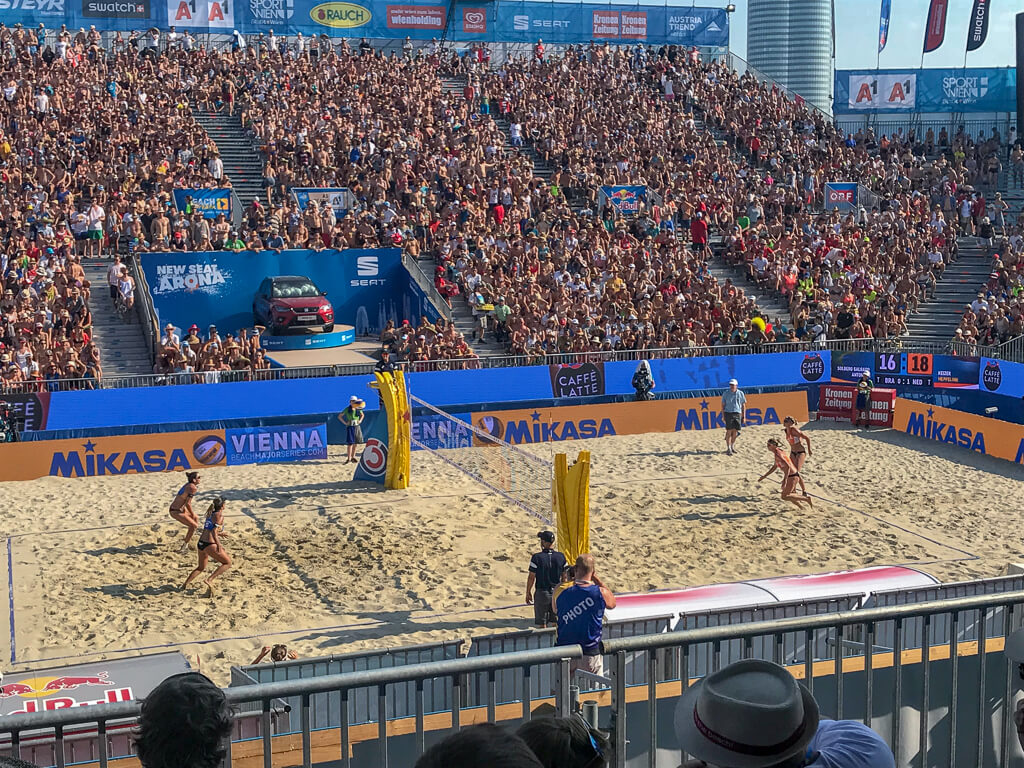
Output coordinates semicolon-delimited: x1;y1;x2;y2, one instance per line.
687;113;791;328
903;241;992;343
193;109;265;209
440;76;555;185
440;74;552;355
82;259;153;377
451;297;505;355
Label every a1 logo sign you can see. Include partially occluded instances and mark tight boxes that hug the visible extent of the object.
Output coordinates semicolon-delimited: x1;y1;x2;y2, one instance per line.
167;0;234;27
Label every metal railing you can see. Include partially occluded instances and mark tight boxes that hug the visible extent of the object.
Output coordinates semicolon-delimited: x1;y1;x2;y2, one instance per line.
2;336;1009;395
401;252;453;323
3;591;1024;768
835;116;1017;147
129;251;159;363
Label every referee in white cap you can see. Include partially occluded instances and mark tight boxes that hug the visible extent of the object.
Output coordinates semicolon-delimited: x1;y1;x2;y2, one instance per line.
721;378;746;455
525;531;566;628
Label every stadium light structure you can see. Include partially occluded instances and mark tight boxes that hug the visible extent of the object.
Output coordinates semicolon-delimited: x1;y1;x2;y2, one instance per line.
724;4;736;56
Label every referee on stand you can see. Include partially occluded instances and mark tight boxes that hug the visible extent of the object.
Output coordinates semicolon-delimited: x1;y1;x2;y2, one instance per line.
525;531;566;628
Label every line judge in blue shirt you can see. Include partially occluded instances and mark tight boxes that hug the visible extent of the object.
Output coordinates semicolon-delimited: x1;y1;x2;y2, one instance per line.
721;378;747;456
553;553;616;677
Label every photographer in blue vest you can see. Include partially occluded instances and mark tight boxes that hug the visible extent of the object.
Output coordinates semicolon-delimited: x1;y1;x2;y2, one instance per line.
553;553;616;676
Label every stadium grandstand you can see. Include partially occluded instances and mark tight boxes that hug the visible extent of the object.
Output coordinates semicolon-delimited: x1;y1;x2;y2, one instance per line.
1;4;1024;768
0;17;1020;393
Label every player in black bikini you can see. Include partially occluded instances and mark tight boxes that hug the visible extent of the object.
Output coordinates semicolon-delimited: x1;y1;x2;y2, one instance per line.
782;416;812;472
169;471;201;552
182;497;232;596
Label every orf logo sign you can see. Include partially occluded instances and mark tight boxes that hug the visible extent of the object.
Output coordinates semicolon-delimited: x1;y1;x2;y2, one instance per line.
462;7;486;33
824;183;858;211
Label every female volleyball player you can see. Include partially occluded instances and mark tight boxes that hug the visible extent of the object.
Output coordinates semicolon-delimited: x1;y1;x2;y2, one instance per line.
757;439;813;509
782;416;812;472
182;497;232;595
169;471;201;552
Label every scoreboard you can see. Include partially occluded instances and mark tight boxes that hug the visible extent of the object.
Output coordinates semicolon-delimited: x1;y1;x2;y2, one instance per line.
873;352;934;388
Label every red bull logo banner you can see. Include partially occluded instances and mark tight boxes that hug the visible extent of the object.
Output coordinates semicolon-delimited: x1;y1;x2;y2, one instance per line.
0;671;131;715
0;430;227;482
599;185;647;215
0;653;190;717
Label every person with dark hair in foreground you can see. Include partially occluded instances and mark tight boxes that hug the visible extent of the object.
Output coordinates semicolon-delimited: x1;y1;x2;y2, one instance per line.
517;715;609;768
414;723;543;768
136;673;232;768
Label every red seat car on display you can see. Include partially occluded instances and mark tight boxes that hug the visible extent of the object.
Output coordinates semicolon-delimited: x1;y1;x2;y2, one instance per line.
253;276;335;334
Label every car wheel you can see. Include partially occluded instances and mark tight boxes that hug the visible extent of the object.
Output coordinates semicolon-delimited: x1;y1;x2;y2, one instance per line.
269;322;284;336
323;323;335;333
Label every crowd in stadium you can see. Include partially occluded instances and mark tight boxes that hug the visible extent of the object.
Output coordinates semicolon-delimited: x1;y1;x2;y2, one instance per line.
0;29;1020;389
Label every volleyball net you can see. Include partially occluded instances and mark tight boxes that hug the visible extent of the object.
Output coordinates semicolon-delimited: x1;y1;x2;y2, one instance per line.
409;394;553;525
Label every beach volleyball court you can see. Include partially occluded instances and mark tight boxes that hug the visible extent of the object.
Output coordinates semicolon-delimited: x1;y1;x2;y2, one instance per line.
2;423;1021;682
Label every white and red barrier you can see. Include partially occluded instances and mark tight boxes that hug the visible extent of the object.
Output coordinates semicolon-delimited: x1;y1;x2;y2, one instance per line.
610;565;937;624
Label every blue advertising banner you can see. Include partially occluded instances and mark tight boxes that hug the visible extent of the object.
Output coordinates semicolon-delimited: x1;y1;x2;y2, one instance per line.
14;2;727;47
834;67;1016;114
225;423;327;465
38;350;829;432
172;189;232;219
292;188;354;218
140;248;416;335
979;358;1024;396
599;186;647;215
261;328;355;350
824;183;858;211
411;412;474;449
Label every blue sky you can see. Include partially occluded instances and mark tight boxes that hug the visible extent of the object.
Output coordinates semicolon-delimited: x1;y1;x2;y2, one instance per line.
702;0;1018;69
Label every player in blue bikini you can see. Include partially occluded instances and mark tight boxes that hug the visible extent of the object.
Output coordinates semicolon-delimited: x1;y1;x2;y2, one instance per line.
182;498;232;596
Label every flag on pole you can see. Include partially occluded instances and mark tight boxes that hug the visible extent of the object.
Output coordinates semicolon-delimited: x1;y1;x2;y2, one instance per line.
966;0;991;51
878;0;891;52
923;0;949;53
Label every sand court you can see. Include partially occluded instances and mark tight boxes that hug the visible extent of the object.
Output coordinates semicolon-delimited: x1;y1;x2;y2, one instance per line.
1;422;1021;683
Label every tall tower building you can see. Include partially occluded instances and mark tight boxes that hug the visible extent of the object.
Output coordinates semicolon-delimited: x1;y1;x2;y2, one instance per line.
747;0;833;112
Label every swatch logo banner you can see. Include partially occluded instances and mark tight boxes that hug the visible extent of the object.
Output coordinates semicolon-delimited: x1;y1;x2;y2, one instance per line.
966;0;990;51
550;362;605;398
82;0;149;16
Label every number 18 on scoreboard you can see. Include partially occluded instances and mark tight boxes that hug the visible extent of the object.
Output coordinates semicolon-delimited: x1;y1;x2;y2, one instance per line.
874;352;933;387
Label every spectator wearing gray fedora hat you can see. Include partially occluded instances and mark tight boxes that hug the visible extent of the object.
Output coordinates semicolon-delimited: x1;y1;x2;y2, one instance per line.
675;659;895;768
675;659;818;768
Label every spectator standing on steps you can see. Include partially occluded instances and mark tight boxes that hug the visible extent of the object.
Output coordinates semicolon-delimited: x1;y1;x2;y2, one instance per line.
553;553;616;677
525;530;566;629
